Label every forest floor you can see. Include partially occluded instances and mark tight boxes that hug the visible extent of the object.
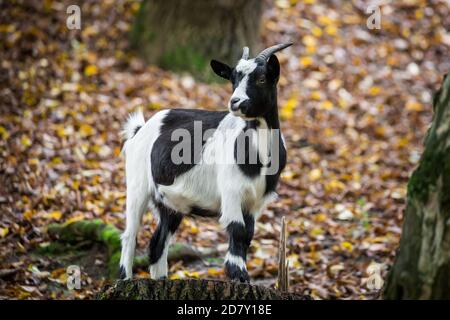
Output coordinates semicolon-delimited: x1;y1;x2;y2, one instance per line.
1;0;449;299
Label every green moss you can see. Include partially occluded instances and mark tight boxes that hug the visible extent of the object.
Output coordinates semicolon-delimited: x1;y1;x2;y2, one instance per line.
159;45;214;81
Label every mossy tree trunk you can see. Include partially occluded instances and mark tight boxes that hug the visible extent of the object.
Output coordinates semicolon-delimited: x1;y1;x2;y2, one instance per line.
131;0;263;80
384;73;450;299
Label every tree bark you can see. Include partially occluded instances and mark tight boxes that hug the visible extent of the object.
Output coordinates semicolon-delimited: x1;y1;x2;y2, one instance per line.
131;0;263;80
98;279;310;300
384;73;450;299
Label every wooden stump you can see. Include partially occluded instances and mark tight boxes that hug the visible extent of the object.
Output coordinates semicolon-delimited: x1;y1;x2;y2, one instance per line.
98;279;310;300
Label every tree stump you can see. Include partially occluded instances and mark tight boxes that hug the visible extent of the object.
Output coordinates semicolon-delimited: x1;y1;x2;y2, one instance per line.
98;279;310;300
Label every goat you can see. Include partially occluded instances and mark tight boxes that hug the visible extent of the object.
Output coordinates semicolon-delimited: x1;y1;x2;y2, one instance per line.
119;43;292;282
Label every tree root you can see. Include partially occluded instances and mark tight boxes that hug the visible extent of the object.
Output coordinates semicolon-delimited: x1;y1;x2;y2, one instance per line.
45;219;221;279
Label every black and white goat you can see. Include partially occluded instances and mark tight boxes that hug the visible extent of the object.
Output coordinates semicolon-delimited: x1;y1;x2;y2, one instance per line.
119;43;292;282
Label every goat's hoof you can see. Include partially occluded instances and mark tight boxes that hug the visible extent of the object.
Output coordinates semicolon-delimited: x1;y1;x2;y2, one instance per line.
225;264;250;283
118;266;127;280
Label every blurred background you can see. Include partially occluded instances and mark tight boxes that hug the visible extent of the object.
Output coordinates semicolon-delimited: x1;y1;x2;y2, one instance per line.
0;0;449;299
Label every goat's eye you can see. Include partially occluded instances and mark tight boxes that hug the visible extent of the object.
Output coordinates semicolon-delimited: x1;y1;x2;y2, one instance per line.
258;76;266;84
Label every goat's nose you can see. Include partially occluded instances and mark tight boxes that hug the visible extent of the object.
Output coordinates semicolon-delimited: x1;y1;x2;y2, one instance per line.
230;97;241;111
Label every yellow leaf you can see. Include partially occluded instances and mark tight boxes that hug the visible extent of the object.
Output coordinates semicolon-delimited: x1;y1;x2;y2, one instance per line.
310;91;322;100
318;15;334;26
325;25;338;36
306;45;317;54
44;210;62;220
300;56;313;67
415;9;424;19
308;168;322;181
21;135;32;147
190;225;199;234
28;158;39;166
23;210;36;220
312;26;323;37
0;24;15;33
50;268;66;279
0;126;9;139
137;271;149;278
340;241;353;252
207;268;223;276
65;215;85;225
281;170;296;181
310;228;323;236
0;227;9;238
79;124;95;136
405;100;423;111
369;86;381;96
186;271;200;278
324;127;334;136
325;179;346;191
314;213;327;222
280;96;298;120
302;35;317;47
84;64;98;76
319;100;333;110
56;125;67;137
287;254;301;268
51;157;62;165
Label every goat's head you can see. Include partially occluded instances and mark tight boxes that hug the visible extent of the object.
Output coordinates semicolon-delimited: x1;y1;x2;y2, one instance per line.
211;43;292;119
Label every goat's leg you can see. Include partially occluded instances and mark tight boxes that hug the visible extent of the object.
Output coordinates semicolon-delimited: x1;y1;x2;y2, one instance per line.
223;212;255;283
119;187;149;280
149;202;183;279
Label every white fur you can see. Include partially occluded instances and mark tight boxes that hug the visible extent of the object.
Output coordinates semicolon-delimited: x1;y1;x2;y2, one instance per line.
120;110;169;279
122;110;145;140
229;59;257;114
225;252;247;270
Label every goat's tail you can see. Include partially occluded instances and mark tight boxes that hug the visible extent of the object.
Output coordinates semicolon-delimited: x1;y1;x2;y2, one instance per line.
122;110;145;141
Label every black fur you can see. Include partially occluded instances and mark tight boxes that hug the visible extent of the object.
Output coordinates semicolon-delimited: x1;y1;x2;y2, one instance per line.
225;213;254;282
189;206;219;217
148;200;183;265
119;265;126;280
225;261;250;283
233;110;287;195
226;221;249;257
151;109;227;185
133;125;142;137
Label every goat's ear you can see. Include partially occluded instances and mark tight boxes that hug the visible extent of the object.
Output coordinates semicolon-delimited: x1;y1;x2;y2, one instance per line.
267;54;280;83
210;60;232;80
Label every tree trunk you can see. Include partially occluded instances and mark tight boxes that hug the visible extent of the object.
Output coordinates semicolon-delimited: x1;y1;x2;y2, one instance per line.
98;279;310;300
384;73;450;299
131;0;263;80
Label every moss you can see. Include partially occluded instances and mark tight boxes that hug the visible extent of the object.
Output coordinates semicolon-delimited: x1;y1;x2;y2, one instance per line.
159;45;216;81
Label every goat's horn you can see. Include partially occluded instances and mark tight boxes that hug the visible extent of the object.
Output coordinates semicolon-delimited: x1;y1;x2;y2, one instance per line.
241;46;249;60
255;42;293;62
